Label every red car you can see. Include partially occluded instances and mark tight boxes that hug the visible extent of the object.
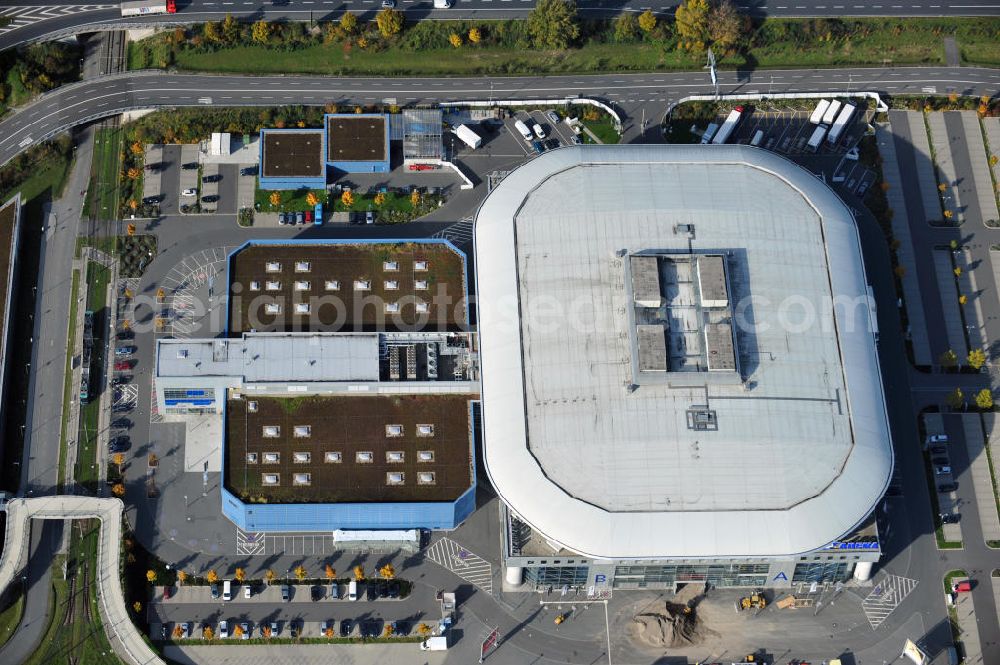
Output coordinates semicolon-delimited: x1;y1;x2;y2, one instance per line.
305;210;312;223
115;360;132;371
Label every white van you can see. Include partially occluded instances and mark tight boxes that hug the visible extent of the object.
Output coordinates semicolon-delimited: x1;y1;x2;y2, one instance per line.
513;119;533;142
531;122;546;139
348;579;358;601
222;580;232;601
433;0;452;6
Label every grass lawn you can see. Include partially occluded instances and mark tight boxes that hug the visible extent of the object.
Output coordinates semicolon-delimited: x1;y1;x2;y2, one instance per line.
75;235;119;259
254;186;328;213
58;268;81;493
131;18;1000;78
23;521;122;665
85;128;124;222
0;587;25;650
581;116;620;145
0;152;73;205
75;262;110;493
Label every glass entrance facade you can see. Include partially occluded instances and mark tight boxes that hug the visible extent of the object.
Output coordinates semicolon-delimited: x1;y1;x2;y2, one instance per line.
612;563;771;589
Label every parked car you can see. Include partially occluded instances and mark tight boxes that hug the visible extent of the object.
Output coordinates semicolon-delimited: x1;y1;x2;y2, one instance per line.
392;620;410;636
938;483;958;492
163;585;173;600
935;465;952;475
941;513;961;524
108;437;130;453
926;434;949;444
269;620;280;637
112;403;133;413
311;585;323;601
365;210;374;225
116;330;134;340
571;135;583;145
289;619;301;638
932;456;950;465
219;619;229;638
203;174;222;183
210;582;220;599
361;620;382;638
112;417;132;429
295;211;305;225
201;195;219;203
366;583;377;601
305;210;313;223
930;446;947;455
329;582;339;600
115;345;136;356
388;580;400;598
531;121;546;139
179;622;190;638
240;622;251;640
240;166;257;176
244;584;252;599
281;584;290;602
320;620;331;636
546;138;560;150
377;580;389;598
278;212;287;225
546;111;560;124
142;195;161;205
112;375;132;386
340;619;353;637
114;359;132;371
181;188;197;197
182;162;198;170
381;0;395;7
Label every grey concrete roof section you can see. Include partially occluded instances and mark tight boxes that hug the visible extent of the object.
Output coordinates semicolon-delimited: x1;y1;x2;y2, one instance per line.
156;333;380;382
474;144;893;559
0;497;164;665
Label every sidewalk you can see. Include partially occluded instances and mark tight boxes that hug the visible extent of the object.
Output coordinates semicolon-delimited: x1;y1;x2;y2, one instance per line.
927;112;963;223
932;249;968;358
955;588;984;664
904;111;946;224
876;123;932;366
960;112;1000;226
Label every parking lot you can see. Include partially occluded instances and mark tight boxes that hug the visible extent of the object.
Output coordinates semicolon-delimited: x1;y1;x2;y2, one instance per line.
142;143;255;217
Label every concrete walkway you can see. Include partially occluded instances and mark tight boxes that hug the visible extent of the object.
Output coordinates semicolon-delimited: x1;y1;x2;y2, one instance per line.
933;249;968;357
959;112;1000;227
905;111;946;225
955;587;985;664
963;416;1000;545
927;112;963;223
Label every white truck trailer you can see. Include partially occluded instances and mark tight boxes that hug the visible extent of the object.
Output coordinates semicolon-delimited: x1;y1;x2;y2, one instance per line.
826;103;856;145
710;106;745;145
454;124;483;149
420;636;450;651
807;125;828;152
120;0;176;16
821;99;842;125
809;99;831;125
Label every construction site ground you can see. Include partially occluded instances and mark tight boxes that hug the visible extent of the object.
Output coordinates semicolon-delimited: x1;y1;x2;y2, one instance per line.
606;584;903;664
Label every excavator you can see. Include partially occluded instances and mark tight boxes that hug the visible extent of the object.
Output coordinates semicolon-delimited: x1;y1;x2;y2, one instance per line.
735;589;767;612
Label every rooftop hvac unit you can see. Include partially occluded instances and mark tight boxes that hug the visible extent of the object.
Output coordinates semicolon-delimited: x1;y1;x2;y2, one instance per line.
383;261;399;271
417;424;434;437
293;452;311;463
417;472;436;485
385;302;400;313
415;260;428;271
246;453;258;464
386;424;403;437
356;451;374;463
264;452;280;463
385;280;399;290
294;261;311;273
325;451;342;463
262;426;280;437
415;302;429;314
265;280;281;290
264;303;281;315
325;279;340;290
265;261;281;272
354;280;371;290
262;474;279;485
415;279;428;290
387;451;404;462
418;450;435;462
293;473;311;486
387;472;405;485
247;401;258;412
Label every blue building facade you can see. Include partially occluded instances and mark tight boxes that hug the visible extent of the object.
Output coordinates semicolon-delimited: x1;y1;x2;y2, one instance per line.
257;128;327;191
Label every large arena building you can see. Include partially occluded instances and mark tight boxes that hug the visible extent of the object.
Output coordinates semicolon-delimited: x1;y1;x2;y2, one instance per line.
474;145;893;593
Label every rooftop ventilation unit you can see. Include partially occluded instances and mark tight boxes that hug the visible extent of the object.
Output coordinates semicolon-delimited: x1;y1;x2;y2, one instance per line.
325;280;340;290
418;450;435;462
325;451;342;463
265;261;281;273
417;472;436;485
386;424;403;437
263;452;280;463
415;302;429;314
387;472;405;485
262;426;280;437
264;303;281;315
356;451;374;463
414;260;428;271
417;424;434;437
246;453;258;464
293;473;311;486
385;280;399;290
262;473;279;485
294;261;311;272
354;280;371;290
295;303;310;314
294;280;310;291
265;280;281;291
383;261;399;271
387;451;404;462
415;279;428;290
293;452;311;463
386;302;400;313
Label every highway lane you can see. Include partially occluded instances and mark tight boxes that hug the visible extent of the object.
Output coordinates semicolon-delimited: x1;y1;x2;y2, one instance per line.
3;0;1000;51
2;66;1000;168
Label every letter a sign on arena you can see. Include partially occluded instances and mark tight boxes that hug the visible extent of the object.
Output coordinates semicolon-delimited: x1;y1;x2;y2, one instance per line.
479;626;500;662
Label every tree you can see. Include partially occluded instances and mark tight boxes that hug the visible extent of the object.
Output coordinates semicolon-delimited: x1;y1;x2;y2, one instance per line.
378;563;395;580
376;8;404;38
938;182;948;192
939;349;958;368
262;625;272;638
130;141;144;156
173;624;184;639
111;483;125;497
269;191;281;206
374;192;386;206
127;167;141;180
449;33;463;48
976;388;994;410
113;452;125;471
383;623;394;637
203;626;214;640
946;387;965;410
324;625;335;638
206;569;218;583
638;9;657;33
177;570;188;585
708;0;748;54
468;27;482;43
417;623;432;636
959;294;968;305
675;0;711;52
265;569;276;585
353;565;365;581
147;452;158;466
340;11;358;35
527;0;579;49
234;567;246;583
233;624;244;638
967;348;987;370
410;189;421;206
203;21;221;43
954;266;963;278
894;265;906;278
222;13;239;43
306;191;318;206
324;564;336;580
613;13;638;42
944;209;954;219
127;223;136;236
341;190;355;207
294;565;307;581
147;569;157;583
251;20;270;45
950;239;959;251
133;601;142;613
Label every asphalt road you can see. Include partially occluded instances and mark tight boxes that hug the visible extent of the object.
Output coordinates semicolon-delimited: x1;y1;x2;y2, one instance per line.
3;0;999;52
3;66;1000;170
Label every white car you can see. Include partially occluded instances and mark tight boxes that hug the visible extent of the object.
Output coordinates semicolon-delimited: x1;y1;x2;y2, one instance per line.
219;620;229;639
244;585;252;599
181;188;197;197
531;122;546;139
381;0;395;6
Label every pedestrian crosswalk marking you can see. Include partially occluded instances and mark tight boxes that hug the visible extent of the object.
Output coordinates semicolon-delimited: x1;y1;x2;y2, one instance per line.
861;573;918;630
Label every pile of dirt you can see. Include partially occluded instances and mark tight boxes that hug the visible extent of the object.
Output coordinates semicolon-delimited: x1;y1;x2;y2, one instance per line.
631;599;716;648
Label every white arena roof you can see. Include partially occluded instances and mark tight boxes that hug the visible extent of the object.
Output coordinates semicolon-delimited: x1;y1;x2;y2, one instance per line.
474;144;893;559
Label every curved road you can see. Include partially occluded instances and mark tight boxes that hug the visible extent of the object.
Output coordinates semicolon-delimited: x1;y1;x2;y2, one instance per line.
2;0;1000;51
2;66;1000;168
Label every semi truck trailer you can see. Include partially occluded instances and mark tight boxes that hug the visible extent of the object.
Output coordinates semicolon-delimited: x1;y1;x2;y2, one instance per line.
826;103;856;145
120;0;176;16
454;124;483;149
710;105;745;145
